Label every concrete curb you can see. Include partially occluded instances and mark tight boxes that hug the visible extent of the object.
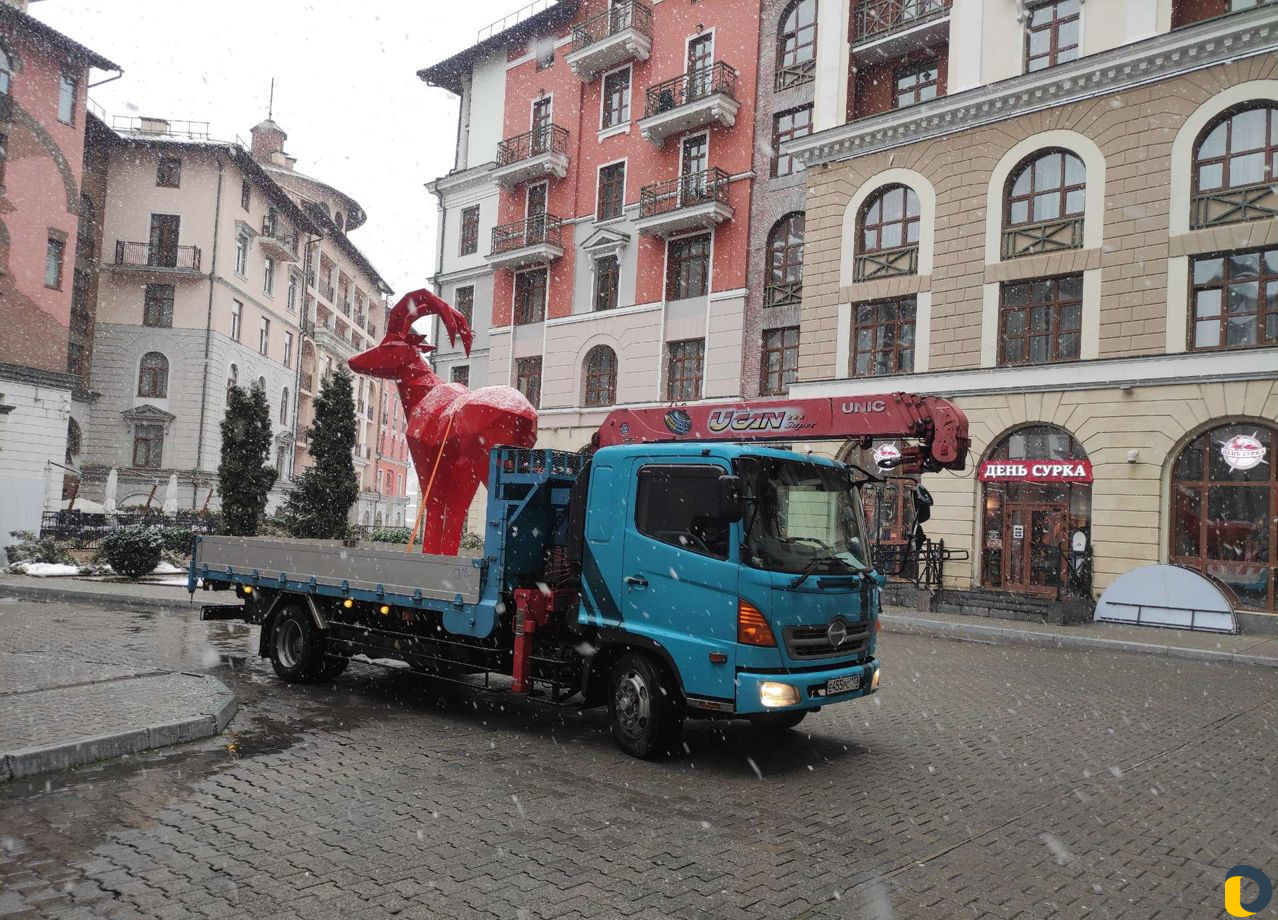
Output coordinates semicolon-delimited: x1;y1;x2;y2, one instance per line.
881;614;1278;669
1;675;238;781
0;581;195;612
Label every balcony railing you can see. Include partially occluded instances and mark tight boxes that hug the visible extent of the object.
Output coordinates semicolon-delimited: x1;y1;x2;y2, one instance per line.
1191;181;1278;230
260;218;298;257
1001;216;1084;260
321;281;335;302
497;124;569;167
491;214;564;255
643;63;737;119
764;280;803;308
367;321;377;337
775;60;816;92
639;168;732;220
853;243;918;281
854;0;951;44
114;241;202;271
571;0;653;53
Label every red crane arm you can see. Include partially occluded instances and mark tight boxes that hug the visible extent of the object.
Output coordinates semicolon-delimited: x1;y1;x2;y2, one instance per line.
594;393;970;474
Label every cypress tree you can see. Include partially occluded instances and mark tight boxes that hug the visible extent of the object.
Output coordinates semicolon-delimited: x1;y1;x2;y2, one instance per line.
282;368;358;538
217;382;277;536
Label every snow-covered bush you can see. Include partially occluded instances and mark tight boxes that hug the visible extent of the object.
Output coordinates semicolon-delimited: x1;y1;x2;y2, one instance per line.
5;531;75;568
98;525;164;580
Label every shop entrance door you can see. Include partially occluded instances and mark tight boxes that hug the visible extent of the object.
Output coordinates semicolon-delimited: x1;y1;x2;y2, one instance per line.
1002;502;1067;592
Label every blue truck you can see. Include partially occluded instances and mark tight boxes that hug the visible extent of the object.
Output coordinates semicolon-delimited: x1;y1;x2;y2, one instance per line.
193;393;969;757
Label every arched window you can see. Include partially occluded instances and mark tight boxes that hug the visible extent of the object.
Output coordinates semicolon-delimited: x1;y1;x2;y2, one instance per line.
776;0;817;90
1192;104;1278;229
582;345;617;408
257;376;266;392
855;184;920;280
65;418;81;466
280;387;290;425
765;212;804;307
1003;149;1085;257
0;47;11;95
227;363;238;393
138;352;168;398
1171;421;1277;612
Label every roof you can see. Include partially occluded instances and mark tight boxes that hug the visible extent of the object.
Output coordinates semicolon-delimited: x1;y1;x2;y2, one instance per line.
302;200;392;295
416;0;579;95
264;163;368;232
1;4;118;71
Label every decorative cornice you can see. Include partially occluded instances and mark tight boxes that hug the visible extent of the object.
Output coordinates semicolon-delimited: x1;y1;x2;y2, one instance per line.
788;8;1278;168
0;360;76;391
426;161;498;196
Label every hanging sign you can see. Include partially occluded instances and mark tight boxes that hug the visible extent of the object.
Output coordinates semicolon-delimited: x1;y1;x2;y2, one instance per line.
1220;434;1267;473
978;460;1093;483
872;442;901;470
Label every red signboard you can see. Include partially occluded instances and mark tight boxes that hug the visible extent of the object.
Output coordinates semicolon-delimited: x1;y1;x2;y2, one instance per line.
978;460;1093;483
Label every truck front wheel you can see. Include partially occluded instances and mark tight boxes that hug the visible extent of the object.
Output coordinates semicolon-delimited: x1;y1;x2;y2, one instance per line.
608;653;682;759
269;607;327;683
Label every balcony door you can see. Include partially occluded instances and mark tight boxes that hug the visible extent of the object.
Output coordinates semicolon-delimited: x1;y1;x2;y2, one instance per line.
148;214;181;268
531;97;552;154
526;181;548;245
680;134;709;204
686;33;713;100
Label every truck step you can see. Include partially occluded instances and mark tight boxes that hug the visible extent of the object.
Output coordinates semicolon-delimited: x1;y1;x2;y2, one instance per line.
200;604;245;621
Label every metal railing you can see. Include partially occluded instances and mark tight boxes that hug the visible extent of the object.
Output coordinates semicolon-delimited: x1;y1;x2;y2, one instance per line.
643;63;737;119
853;243;918;281
764;280;803;308
1001;216;1084;260
1190;180;1278;229
571;0;653;53
260;217;298;254
114;241;202;271
491;214;564;255
854;0;951;43
40;509;220;549
638;167;732;219
476;0;556;42
367;321;377;337
111;115;212;140
497;124;569;166
775;59;816;91
320;281;335;302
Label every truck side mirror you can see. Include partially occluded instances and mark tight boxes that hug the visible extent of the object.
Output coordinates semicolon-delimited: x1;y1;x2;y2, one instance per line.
913;484;933;525
716;474;745;523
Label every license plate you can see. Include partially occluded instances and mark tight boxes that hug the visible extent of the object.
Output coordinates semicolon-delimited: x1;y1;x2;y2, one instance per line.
825;674;861;696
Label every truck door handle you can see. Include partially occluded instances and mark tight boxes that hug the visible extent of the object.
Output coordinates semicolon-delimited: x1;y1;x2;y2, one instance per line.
624;575;649;589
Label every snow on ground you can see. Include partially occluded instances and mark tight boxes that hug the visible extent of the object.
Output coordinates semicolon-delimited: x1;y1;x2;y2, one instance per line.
9;562;83;577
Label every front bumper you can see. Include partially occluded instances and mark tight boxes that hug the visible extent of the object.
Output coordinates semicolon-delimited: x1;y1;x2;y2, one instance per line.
734;657;879;715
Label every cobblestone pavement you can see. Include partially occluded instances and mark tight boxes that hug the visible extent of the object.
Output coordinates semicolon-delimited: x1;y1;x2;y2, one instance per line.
0;596;1274;919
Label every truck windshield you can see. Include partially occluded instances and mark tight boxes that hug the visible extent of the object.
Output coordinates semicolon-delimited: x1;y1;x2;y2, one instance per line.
738;457;872;576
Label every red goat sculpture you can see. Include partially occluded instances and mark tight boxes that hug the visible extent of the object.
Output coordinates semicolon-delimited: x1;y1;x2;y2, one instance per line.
349;289;537;555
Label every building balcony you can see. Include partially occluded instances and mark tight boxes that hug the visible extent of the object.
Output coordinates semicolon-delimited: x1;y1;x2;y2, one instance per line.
633;168;734;237
1001;216;1084;260
112;241;202;275
492;125;570;188
315;322;356;358
320;281;336;303
764;280;803;308
1191;180;1278;230
565;0;653;81
487;215;565;270
259;218;299;262
853;243;918;281
639;63;739;147
851;0;951;62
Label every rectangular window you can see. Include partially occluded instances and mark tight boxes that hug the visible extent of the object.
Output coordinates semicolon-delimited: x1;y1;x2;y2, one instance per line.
459;205;480;256
143;283;175;328
156;157;182;188
594;255;620;311
455;285;475;326
635;465;730;558
1025;0;1080;73
241;180;251;211
772;105;813;177
666;338;704;401
132;424;164;469
852;298;917;376
601;67;631;128
259;317;270;356
451;365;470;386
287;274;298;313
515;356;542;408
283;331;294;368
597;162;626;220
666;233;710;300
760;326;800;395
1190;248;1278;351
234;235;248;276
264;258;275;295
894;59;939;109
67;341;89;382
58;73;77;125
999;275;1082;366
45;236;66;288
231;299;242;341
514;268;547;325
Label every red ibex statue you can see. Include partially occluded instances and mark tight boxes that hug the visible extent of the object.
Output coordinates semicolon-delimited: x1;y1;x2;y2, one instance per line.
349;289;537;555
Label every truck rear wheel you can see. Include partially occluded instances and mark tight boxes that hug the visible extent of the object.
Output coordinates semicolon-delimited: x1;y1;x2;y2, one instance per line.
608;653;682;759
269;607;327;683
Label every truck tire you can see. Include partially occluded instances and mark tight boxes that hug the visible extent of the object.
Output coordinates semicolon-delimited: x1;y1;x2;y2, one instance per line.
269;607;327;683
319;654;349;680
608;653;682;759
748;710;807;732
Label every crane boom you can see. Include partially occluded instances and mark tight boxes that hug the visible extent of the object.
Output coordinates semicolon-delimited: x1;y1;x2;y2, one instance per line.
594;392;970;474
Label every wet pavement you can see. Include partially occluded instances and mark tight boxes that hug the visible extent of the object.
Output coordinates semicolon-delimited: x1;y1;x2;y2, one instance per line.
0;595;1275;919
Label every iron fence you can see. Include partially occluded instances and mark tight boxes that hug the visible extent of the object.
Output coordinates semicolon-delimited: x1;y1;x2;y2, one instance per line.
491;214;564;255
854;0;951;43
638;167;731;219
39;510;221;550
497;124;569;166
643;62;737;119
114;241;202;271
571;0;653;53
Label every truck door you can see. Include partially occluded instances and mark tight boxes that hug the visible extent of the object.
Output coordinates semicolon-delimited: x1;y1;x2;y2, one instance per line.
621;461;738;703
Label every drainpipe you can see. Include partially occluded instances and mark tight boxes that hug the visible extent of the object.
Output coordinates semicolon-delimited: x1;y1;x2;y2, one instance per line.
290;232;320;479
192;157;224;509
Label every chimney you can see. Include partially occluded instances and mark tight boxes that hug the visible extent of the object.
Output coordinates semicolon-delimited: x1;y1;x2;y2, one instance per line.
249;118;287;163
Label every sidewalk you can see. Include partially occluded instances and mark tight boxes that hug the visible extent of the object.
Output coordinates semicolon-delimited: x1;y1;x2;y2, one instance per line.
0;576;236;781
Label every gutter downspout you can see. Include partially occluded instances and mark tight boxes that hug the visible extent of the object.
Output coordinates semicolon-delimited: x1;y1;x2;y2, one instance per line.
192;156;224;509
290;232;319;481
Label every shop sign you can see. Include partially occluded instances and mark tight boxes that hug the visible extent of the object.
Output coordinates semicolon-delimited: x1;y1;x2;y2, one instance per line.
1220;434;1267;473
873;442;901;470
978;460;1093;483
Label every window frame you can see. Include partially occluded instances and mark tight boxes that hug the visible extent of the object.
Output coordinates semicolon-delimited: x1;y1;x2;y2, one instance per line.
283;331;294;368
893;58;940;109
459;205;480;256
1004;148;1086;229
859;184;921;255
596;160;627;222
666;232;711;301
142;283;175;328
137;352;169;398
583;345;618;407
156;156;182;188
132;424;164;469
760;326;800;396
263;257;275;295
593;254;621;312
1188;246;1278;353
44;235;66;289
454;285;475;326
666;338;705;402
234;234;248;276
772;104;814;178
775;0;818;90
451;365;471;386
1024;0;1081;73
851;297;917;377
1192;104;1278;199
765;212;805;308
230;299;242;341
635;464;731;559
240;180;251;211
513;267;548;325
601;64;632;129
997;274;1083;367
57;71;77;125
515;356;542;408
259;316;270;356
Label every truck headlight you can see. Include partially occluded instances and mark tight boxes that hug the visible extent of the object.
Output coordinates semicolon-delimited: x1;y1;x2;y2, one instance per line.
759;681;799;708
871;667;881;690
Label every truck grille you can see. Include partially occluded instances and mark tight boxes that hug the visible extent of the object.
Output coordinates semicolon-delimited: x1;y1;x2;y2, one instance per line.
783;619;872;660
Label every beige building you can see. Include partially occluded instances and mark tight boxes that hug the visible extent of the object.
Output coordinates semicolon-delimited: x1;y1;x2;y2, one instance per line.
784;1;1278;622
